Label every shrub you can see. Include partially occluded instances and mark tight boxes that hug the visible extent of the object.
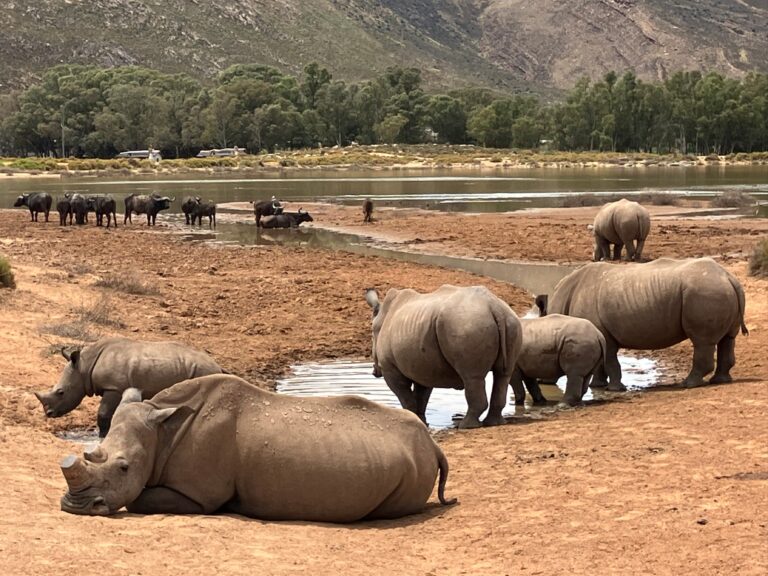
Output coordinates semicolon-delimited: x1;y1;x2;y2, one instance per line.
40;320;99;342
94;272;159;295
0;256;15;289
749;238;768;277
73;297;125;328
710;190;754;208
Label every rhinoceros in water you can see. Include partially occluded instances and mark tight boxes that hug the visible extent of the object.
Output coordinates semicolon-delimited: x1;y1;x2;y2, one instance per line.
35;337;224;436
365;284;522;429
59;375;456;521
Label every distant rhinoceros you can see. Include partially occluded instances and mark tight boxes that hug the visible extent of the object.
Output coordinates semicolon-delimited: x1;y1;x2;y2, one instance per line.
58;375;456;520
536;258;748;390
35;337;224;436
365;284;522;429
591;198;651;261
124;193;174;225
14;192;52;222
511;314;606;406
259;209;313;229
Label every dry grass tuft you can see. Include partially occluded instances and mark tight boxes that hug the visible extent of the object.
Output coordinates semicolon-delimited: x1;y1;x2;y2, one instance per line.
94;273;159;295
749;238;768;278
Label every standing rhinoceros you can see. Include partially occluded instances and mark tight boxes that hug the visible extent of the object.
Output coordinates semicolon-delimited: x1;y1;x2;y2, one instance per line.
124;193;174;225
536;258;748;390
58;375;456;521
14;192;52;222
365;285;522;429
511;314;606;406
35;337;224;436
592;198;651;261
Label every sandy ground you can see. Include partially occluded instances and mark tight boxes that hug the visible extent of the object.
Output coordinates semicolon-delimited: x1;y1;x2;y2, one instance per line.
0;204;766;575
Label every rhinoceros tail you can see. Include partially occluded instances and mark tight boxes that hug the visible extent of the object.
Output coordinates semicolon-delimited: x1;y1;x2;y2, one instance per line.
436;445;457;506
727;274;749;336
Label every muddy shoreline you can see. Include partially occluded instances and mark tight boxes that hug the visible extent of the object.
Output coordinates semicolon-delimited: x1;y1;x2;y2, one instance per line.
0;205;766;575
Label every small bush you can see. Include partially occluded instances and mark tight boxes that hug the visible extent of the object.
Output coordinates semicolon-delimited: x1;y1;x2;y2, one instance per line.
94;273;159;295
41;321;99;342
749;238;768;277
710;190;754;208
646;193;680;206
73;297;125;328
0;256;15;289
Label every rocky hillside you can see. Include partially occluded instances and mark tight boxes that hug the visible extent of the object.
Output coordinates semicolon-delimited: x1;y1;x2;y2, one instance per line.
1;0;766;92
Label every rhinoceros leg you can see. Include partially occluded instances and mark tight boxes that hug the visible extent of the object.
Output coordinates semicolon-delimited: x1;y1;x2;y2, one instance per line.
483;369;511;427
510;368;527;405
523;374;547;405
603;339;626;391
711;335;735;384
458;377;488;429
562;374;585;406
97;391;123;438
383;370;417;414
612;243;623;261
127;487;205;515
413;384;432;424
682;341;716;387
634;239;646;261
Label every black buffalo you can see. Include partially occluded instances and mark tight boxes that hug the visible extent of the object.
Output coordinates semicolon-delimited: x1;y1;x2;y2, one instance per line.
192;199;216;228
14;193;52;222
181;196;200;225
363;198;373;223
259;209;314;229
69;194;91;225
252;198;283;226
57;197;73;226
88;195;118;228
124;194;174;225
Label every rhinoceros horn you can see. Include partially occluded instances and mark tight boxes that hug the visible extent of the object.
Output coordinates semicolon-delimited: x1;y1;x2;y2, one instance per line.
84;444;107;464
60;455;90;491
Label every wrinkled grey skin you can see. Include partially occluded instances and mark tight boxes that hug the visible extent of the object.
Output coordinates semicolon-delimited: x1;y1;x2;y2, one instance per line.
366;285;522;429
181;196;200;225
14;192;52;222
69;193;91;225
259;210;313;229
59;375;456;521
592;198;651;261
124;194;174;225
87;195;118;228
35;337;224;437
512;314;606;406
56;198;73;226
252;199;283;225
537;258;748;390
191;199;216;228
363;198;373;223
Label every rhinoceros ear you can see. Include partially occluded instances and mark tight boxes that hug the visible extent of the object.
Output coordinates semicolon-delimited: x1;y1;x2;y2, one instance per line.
69;349;80;366
535;295;549;317
587;224;595;231
61;347;71;361
147;407;179;428
364;288;380;315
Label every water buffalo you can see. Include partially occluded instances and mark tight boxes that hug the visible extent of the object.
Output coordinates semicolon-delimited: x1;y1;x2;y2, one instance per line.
14;192;52;222
87;195;118;228
56;197;73;226
365;285;522;429
252;198;283;225
259;209;313;229
536;257;748;390
192;199;216;228
591;198;651;261
124;193;174;225
34;337;225;437
58;375;455;520
363;198;373;223
69;193;90;225
511;314;606;406
181;196;199;225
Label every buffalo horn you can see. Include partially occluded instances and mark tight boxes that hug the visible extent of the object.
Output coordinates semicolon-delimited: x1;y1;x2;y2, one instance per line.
60;455;90;491
84;444;107;464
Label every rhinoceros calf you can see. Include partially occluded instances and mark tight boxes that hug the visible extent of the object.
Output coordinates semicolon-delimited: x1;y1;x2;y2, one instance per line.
537;257;748;390
365;285;522;429
511;314;606;406
35;337;224;436
592;198;651;261
59;375;456;521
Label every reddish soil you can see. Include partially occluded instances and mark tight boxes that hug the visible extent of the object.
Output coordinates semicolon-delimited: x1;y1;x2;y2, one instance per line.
0;204;765;576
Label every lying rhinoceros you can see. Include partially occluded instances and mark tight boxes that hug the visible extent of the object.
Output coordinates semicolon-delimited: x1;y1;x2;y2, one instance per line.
536;257;748;390
511;314;606;406
59;375;456;521
365;284;522;429
35;337;224;436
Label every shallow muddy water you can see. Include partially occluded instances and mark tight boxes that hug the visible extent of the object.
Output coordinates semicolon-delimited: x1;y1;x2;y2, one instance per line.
277;357;659;430
3;166;767;214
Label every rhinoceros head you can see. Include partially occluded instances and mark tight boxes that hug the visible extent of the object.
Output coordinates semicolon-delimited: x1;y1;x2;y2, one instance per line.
34;348;88;418
364;288;387;378
59;389;178;516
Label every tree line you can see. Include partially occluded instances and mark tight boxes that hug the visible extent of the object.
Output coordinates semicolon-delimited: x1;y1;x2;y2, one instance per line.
1;63;767;157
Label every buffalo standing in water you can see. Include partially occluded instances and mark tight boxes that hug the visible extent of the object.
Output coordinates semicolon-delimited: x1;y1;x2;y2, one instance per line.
251;198;283;225
14;192;52;222
191;199;216;228
59;375;455;521
124;193;174;225
181;196;199;225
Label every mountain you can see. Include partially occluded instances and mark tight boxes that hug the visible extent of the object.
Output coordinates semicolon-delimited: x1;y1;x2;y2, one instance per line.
2;0;767;93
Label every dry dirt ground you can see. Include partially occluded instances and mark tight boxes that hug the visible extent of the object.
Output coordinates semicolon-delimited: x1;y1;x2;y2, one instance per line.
0;204;766;575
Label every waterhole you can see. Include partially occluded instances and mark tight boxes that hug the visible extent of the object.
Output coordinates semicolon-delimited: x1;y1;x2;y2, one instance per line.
276;356;659;430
